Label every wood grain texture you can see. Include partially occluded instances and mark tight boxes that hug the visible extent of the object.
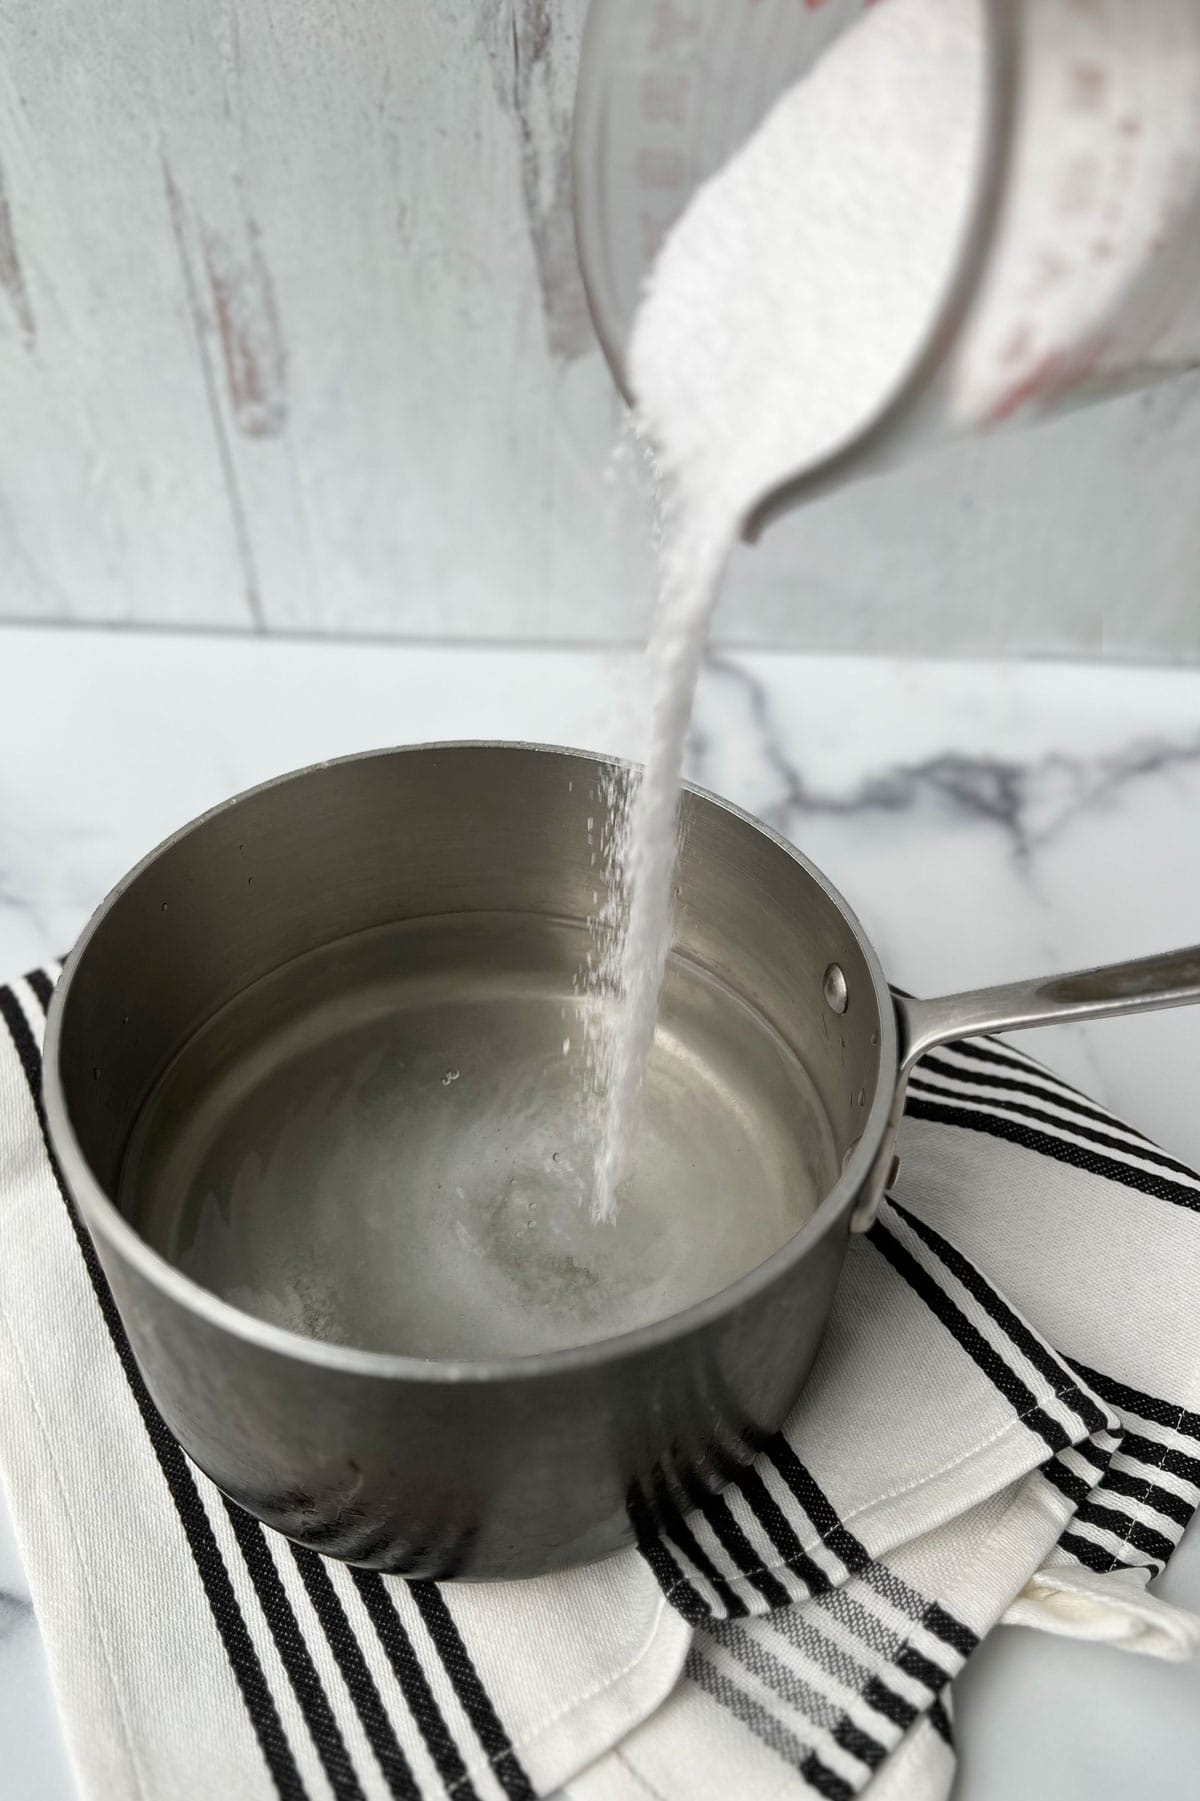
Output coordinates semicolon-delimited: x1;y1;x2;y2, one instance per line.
0;0;654;636
0;0;1195;660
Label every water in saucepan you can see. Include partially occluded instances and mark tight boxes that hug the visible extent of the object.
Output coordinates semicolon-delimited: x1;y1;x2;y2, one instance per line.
120;918;835;1358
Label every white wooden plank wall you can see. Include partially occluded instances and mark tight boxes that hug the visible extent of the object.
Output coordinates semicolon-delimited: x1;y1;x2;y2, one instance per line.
0;1;1196;660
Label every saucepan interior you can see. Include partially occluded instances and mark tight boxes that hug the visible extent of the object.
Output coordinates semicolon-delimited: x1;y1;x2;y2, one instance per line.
43;744;896;1576
51;742;891;1358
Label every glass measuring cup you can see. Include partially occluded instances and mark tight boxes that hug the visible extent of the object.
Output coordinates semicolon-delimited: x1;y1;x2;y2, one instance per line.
573;0;1200;535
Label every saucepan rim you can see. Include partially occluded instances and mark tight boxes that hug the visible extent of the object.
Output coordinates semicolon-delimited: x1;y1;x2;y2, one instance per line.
43;741;899;1385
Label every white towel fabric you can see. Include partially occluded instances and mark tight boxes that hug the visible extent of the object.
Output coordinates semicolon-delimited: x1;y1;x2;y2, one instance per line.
1;962;1198;1801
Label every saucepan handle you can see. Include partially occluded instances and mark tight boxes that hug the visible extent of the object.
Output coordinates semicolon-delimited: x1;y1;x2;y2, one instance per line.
850;943;1200;1232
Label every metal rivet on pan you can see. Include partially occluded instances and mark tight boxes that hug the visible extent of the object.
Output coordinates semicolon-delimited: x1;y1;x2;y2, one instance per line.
823;964;848;1014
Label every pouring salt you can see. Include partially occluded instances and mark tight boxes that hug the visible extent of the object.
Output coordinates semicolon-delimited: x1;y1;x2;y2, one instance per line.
585;0;986;1219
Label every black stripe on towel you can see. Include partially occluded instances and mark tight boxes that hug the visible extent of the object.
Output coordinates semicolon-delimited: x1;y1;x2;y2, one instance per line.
731;1461;832;1598
888;1199;1109;1435
650;1465;753;1619
909;1071;1199;1184
917;1049;1166;1156
765;1457;978;1733
290;1550;420;1799
686;1648;814;1783
24;967;55;1013
221;1501;366;1801
768;1444;978;1666
350;1570;481;1801
1070;1438;1116;1477
676;1467;793;1611
1067;1361;1200;1445
1120;1432;1200;1493
894;1645;951;1692
1071;1502;1174;1568
765;1437;868;1582
928;1696;954;1747
861;1677;917;1733
1057;1529;1141;1576
710;1615;888;1776
1099;1466;1195;1531
920;1603;979;1662
867;1217;1070;1454
409;1583;535;1801
0;983;309;1801
801;1753;855;1801
832;1716;886;1771
1042;1458;1091;1508
903;1095;1200;1214
688;1647;857;1801
766;1603;934;1743
626;1480;713;1625
945;1040;1154;1143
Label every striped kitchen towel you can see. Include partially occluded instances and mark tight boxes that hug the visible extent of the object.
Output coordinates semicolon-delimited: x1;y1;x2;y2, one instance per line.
0;965;1197;1801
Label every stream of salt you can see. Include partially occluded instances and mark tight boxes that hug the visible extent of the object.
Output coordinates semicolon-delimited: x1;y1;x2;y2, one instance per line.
585;0;986;1221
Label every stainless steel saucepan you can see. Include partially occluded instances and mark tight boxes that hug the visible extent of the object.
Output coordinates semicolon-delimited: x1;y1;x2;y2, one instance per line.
43;744;1200;1579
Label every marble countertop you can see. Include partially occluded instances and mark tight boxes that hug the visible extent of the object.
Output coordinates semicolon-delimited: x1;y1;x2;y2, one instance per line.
1;621;1198;1801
